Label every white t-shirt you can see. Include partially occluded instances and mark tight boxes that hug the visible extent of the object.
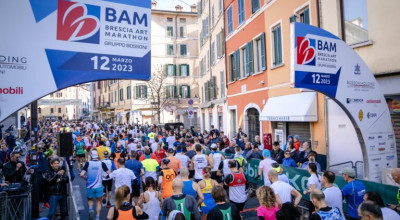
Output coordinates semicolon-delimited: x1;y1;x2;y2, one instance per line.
382;207;400;220
110;168;136;192
166;136;175;149
175;153;191;168
323;186;345;220
127;143;137;153
307;174;322;190
258;158;275;186
270;181;294;204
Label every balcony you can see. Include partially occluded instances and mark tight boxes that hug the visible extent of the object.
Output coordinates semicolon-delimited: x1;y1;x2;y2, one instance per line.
99;102;110;110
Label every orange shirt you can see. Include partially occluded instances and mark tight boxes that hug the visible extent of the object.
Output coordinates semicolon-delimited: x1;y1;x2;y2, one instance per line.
161;168;176;199
167;156;182;174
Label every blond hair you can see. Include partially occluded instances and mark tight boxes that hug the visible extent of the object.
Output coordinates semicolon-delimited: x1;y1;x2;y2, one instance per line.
115;185;130;209
256;186;276;208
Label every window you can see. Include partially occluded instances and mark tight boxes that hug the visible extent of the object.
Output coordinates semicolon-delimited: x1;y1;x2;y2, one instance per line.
50;93;53;97
211;42;215;65
114;91;117;102
166;64;176;76
180;85;191;98
272;25;282;66
299;8;310;24
343;0;369;45
245;40;254;76
166;85;177;98
252;0;260;13
136;85;147;99
166;44;174;56
179;64;189;76
180;18;186;23
167;17;173;22
166;26;173;37
119;88;123;101
211;5;215;27
66;107;68;113
216;30;225;58
57;92;62;97
219;0;223;15
240;47;246;77
110;93;113;103
255;33;266;72
206;50;210;71
227;6;233;34
220;71;225;97
58;108;61;113
179;26;186;38
229;50;240;81
238;0;245;25
180;44;187;56
38;108;41;114
200;58;204;76
51;108;54;114
127;86;131;99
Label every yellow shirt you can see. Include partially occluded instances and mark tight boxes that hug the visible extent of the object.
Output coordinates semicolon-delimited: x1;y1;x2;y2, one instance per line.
97;146;111;160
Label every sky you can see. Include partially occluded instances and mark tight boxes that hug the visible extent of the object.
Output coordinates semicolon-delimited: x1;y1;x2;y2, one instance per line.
156;0;198;11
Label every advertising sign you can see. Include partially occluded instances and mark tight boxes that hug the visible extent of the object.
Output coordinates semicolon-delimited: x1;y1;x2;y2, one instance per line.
0;0;151;122
292;22;397;182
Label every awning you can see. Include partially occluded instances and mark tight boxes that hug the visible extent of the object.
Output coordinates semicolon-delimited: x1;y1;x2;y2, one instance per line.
260;92;318;122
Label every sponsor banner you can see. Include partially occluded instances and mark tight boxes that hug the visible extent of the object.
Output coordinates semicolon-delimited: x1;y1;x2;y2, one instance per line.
38;99;81;105
245;159;398;205
0;0;151;122
293;22;397;182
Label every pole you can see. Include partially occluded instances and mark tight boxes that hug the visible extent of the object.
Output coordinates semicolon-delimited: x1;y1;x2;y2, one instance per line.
30;101;38;142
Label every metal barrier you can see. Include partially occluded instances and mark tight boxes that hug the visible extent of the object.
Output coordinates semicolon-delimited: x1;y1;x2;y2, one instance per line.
0;191;7;220
355;161;364;179
65;162;80;220
5;186;31;220
328;160;364;179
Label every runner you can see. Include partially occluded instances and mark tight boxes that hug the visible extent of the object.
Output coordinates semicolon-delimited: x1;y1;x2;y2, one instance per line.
209;143;224;184
109;158;136;194
80;150;111;220
159;158;177;199
199;167;217;217
125;151;144;204
207;186;241;220
74;134;86;172
138;177;163;220
181;167;204;205
102;151;116;208
224;160;247;212
192;144;209;182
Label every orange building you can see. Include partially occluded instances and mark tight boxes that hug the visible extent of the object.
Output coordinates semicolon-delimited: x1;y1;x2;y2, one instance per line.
225;0;327;164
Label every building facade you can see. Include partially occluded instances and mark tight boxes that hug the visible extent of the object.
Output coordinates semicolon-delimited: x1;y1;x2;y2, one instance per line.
39;84;91;121
197;0;228;133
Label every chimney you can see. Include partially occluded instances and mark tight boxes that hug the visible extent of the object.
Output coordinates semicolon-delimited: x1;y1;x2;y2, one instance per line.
190;4;197;13
151;0;157;9
175;5;183;12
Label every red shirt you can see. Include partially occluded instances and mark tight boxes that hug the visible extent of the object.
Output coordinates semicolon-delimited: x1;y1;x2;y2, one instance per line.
139;153;158;162
154;149;166;164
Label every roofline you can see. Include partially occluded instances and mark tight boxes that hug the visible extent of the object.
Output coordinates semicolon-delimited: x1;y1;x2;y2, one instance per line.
151;9;197;16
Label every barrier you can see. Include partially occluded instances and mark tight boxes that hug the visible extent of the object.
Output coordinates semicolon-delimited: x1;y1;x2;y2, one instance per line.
4;186;31;220
244;159;398;205
65;162;80;220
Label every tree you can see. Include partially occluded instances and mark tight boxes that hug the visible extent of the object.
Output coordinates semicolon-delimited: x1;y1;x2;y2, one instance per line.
146;65;173;123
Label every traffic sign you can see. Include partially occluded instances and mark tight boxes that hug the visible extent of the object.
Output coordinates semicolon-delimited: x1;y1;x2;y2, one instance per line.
188;110;194;119
188;99;194;105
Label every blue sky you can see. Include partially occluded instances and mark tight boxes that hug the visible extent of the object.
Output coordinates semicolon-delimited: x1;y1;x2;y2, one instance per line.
156;0;198;11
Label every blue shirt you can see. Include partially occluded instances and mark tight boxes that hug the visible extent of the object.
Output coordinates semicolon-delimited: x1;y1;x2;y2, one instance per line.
125;159;143;180
282;158;297;167
342;180;366;218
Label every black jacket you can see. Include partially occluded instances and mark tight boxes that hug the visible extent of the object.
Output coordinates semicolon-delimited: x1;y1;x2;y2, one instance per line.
3;161;27;183
297;150;317;163
45;168;69;195
271;149;285;164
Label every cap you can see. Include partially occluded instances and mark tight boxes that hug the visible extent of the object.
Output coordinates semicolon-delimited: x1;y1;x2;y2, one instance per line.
167;148;175;153
271;163;282;173
262;149;271;158
273;141;280;146
162;158;170;165
103;151;109;156
340;167;356;178
210;143;217;149
91;150;99;159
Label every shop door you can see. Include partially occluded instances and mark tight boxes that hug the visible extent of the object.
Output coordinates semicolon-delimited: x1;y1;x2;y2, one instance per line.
247;108;260;142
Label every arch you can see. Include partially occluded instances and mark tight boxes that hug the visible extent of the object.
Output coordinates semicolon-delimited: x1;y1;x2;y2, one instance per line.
243;103;262;141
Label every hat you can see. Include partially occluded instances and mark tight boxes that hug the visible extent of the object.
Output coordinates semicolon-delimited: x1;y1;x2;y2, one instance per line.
91;150;99;159
162;158;170;165
271;163;282;173
167;148;175;153
340;167;356;178
273;141;280;146
103;151;109;156
262;149;271;158
294;135;300;140
210;143;217;149
288;135;293;140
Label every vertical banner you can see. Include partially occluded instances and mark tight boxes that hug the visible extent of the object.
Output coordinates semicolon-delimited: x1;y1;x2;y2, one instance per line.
292;22;397;182
0;0;151;122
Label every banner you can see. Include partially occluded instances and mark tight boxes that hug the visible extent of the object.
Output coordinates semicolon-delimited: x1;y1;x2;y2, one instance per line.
0;0;151;122
292;22;397;182
245;159;398;205
39;99;81;106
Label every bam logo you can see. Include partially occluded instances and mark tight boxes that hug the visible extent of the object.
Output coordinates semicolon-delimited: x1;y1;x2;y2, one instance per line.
297;36;316;66
57;0;100;44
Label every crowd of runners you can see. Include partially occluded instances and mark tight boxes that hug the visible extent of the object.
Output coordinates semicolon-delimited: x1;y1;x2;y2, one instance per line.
1;120;400;220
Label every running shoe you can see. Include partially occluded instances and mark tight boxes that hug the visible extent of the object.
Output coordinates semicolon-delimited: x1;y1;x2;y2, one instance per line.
89;209;95;220
102;194;106;204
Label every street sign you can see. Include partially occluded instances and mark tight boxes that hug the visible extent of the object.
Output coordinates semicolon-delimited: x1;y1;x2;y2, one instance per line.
188;99;194;105
188;110;194;119
0;0;151;122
